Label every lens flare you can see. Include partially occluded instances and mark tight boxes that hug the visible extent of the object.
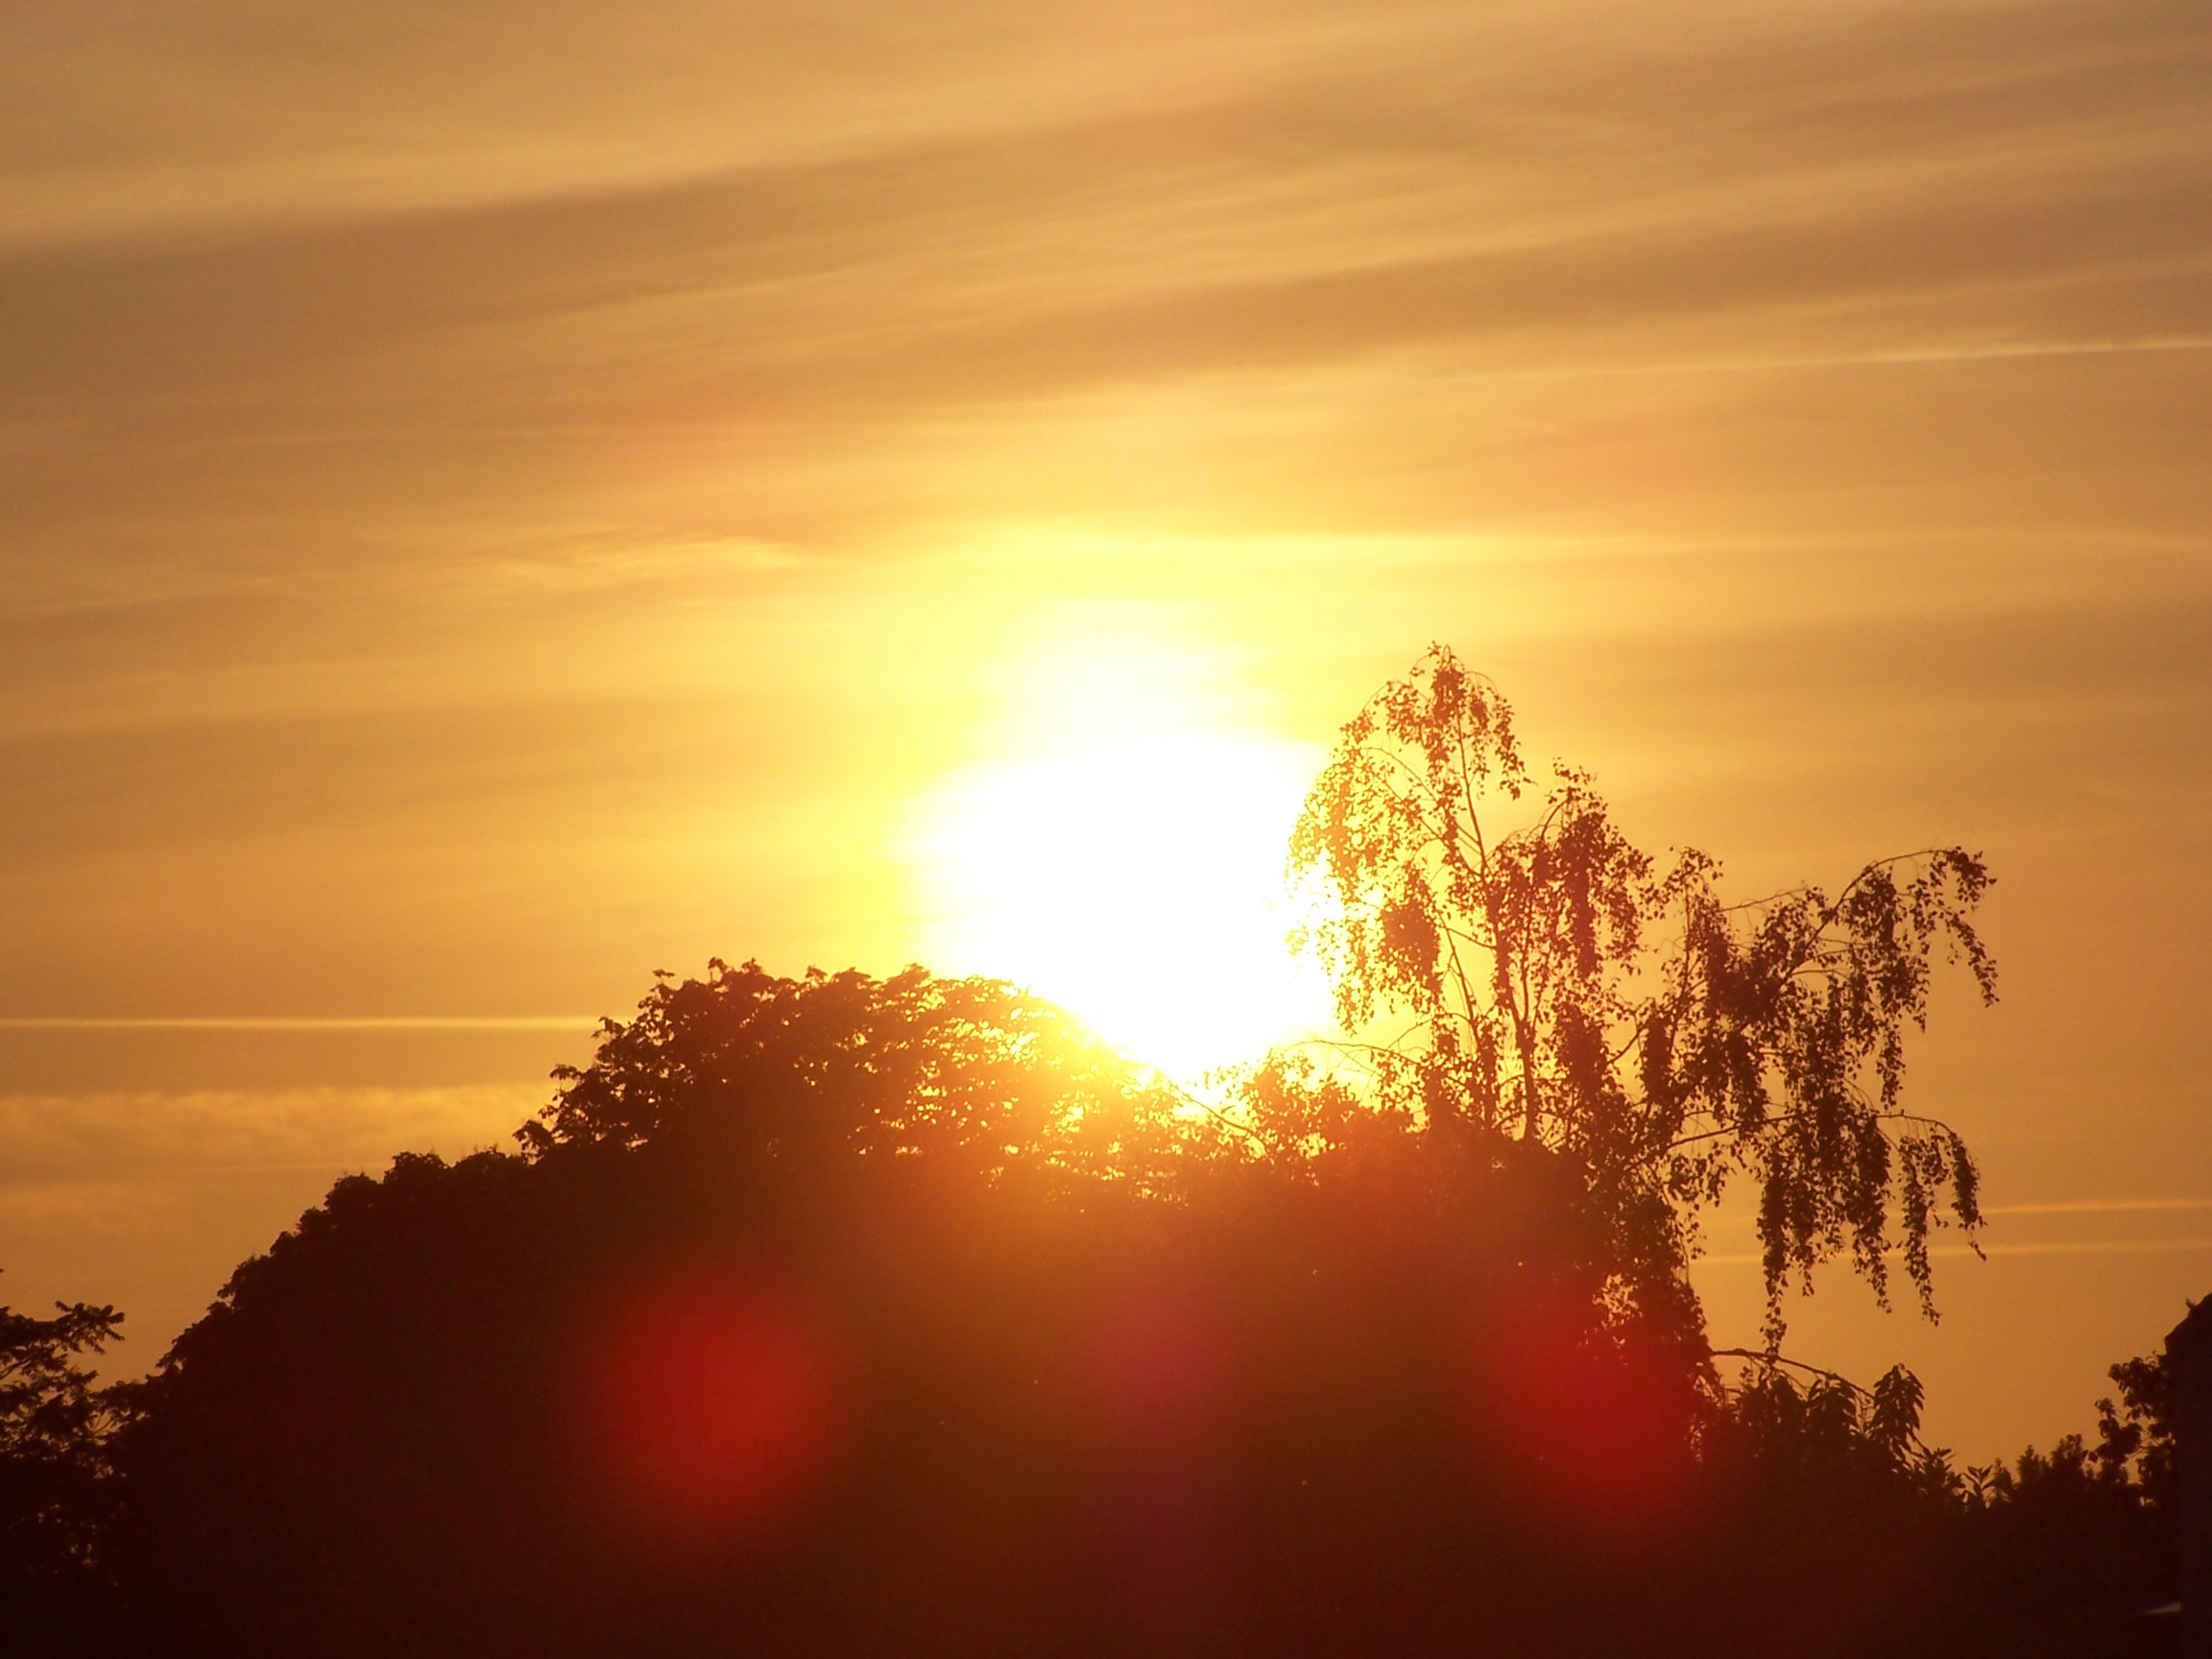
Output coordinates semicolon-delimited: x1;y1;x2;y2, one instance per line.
569;1270;840;1535
1461;1295;1695;1536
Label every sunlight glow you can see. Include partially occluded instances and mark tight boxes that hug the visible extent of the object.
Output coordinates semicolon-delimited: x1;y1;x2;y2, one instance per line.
905;612;1334;1081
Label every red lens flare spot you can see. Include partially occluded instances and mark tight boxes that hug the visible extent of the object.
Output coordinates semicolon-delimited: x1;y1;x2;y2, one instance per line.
1462;1296;1695;1535
571;1270;839;1535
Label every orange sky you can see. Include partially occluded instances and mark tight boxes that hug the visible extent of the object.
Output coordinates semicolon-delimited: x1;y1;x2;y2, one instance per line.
2;0;2208;1461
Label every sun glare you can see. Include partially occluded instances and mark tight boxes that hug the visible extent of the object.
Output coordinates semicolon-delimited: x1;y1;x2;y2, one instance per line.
905;614;1334;1081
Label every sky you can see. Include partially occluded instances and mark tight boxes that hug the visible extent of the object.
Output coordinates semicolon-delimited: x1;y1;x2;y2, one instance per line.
2;0;2207;1460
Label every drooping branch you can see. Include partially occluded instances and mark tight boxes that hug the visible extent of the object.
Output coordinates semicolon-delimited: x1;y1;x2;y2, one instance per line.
1282;645;1997;1344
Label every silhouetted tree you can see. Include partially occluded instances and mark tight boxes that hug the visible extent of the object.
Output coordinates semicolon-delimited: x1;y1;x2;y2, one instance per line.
1935;1348;2181;1657
99;948;2189;1659
95;660;2129;1659
109;962;1740;1658
2;1290;125;1652
1274;645;1996;1344
517;959;1198;1192
2092;1349;2179;1512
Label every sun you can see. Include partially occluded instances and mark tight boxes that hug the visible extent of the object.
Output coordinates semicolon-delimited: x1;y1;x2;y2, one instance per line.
903;613;1334;1081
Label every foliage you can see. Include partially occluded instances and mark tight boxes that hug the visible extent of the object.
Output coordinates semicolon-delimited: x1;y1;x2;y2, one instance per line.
66;943;2190;1659
33;649;2184;1658
1713;1353;1943;1483
1963;1348;2175;1533
2;1292;127;1649
518;958;1197;1194
1931;1350;2181;1658
1277;645;1997;1340
2;1298;121;1468
2090;1350;2177;1507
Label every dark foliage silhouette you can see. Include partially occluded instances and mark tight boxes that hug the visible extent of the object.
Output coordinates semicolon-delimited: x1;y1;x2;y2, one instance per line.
1;1290;125;1654
98;961;1706;1655
18;653;2184;1655
90;962;2176;1658
1274;645;1994;1344
76;955;2183;1657
517;958;1195;1190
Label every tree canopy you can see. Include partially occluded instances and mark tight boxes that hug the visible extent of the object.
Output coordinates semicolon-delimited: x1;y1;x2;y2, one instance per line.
519;651;2001;1361
1276;645;1996;1341
34;644;2177;1659
2;1293;126;1652
517;958;1197;1194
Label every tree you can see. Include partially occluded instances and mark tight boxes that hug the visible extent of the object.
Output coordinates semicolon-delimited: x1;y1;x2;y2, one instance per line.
113;963;1684;1658
92;660;2029;1655
2;1292;126;1650
1275;645;1996;1343
517;958;1196;1193
117;942;2191;1659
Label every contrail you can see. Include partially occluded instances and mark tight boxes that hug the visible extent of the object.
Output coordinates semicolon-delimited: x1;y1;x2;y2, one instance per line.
1983;1197;2212;1217
1701;1238;2212;1266
0;1017;598;1032
1439;333;2212;387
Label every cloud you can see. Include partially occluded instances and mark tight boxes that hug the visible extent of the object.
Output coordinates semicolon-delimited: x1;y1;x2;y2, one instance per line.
0;1085;539;1183
3;0;2202;537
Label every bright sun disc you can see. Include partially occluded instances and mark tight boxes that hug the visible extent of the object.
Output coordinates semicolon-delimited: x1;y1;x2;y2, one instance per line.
905;620;1333;1080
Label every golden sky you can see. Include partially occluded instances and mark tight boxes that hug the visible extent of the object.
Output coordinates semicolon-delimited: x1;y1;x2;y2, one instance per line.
2;0;2208;1459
